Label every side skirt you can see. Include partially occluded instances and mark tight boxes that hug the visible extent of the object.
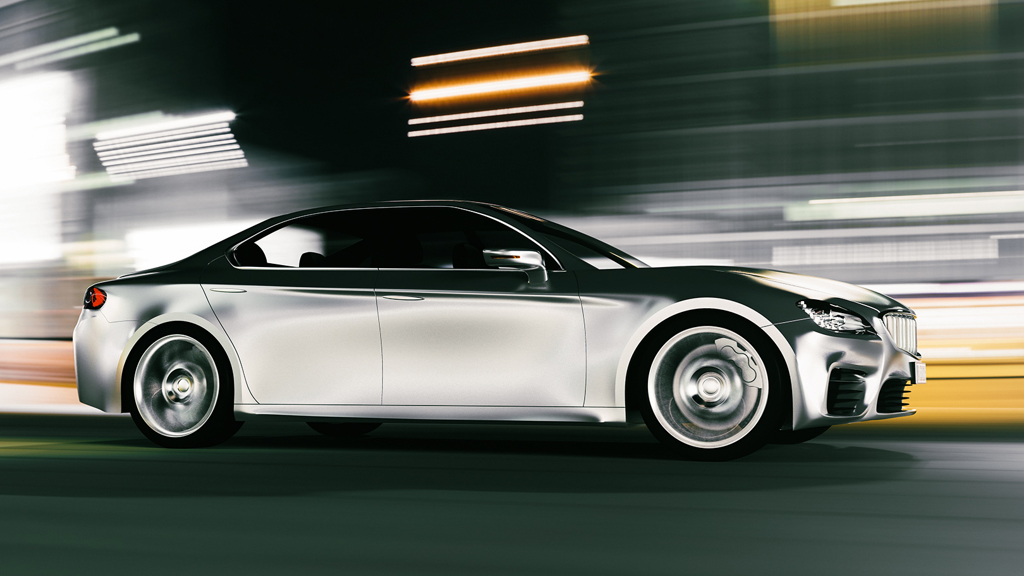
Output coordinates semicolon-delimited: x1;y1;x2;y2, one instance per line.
234;404;627;425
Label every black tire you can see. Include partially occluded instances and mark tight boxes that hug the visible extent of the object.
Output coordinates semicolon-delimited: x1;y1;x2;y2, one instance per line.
307;422;381;437
126;325;243;448
636;313;785;461
771;426;830;445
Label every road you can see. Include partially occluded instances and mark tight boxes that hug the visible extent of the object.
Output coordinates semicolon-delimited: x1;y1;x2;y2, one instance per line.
0;414;1022;575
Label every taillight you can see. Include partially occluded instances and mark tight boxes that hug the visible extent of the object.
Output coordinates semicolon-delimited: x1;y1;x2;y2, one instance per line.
84;286;107;310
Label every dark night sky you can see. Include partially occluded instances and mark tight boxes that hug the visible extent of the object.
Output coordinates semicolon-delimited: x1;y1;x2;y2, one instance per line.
215;1;565;202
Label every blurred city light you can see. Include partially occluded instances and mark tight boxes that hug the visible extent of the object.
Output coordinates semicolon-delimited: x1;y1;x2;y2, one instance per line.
411;35;589;66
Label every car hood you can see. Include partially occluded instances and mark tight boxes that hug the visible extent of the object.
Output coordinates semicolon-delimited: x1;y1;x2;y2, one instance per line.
696;266;907;313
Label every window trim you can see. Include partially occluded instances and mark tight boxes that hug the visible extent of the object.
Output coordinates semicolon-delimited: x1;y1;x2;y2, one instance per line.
227;205;563;271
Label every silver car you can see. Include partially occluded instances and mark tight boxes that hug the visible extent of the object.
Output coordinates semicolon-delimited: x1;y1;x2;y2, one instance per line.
74;201;925;460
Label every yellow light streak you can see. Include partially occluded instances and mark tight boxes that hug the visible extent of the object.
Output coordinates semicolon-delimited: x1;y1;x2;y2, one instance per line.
411;35;589;67
410;71;590;102
409;101;583;125
408;114;583;137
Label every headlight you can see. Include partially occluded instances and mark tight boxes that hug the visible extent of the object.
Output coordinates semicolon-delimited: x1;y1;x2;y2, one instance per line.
797;300;873;334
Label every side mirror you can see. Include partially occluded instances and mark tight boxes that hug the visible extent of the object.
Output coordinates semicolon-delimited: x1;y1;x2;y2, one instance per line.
482;249;548;283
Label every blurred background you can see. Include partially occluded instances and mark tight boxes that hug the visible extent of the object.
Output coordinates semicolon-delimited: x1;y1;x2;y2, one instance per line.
0;0;1021;420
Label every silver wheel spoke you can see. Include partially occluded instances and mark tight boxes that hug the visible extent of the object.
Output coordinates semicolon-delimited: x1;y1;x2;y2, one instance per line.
134;335;219;438
649;327;768;448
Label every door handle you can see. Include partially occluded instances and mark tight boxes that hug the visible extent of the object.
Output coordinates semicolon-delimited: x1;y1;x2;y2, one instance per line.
382;295;424;301
209;288;247;293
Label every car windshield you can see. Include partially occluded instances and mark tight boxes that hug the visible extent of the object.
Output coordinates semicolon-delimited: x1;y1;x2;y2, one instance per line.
491;206;647;270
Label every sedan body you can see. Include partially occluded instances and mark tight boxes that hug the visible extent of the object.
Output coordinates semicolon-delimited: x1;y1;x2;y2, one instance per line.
73;201;924;459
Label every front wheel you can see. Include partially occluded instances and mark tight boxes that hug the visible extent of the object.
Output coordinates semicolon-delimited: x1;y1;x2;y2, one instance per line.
128;331;242;448
640;320;783;461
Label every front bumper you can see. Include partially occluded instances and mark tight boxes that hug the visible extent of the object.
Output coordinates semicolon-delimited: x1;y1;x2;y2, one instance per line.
73;309;138;413
776;318;923;431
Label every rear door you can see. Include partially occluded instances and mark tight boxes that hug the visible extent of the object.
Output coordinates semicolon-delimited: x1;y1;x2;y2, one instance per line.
202;210;382;405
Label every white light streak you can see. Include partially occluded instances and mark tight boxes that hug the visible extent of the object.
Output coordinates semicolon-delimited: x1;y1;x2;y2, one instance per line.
411;35;589;67
410;71;590;101
96;111;236;140
95;134;236;158
16;32;140;70
809;189;1024;205
409;101;583;125
408;114;583;137
101;144;240;166
94;125;231;150
126;219;259;271
772;239;997;267
0;27;118;67
861;281;1024;296
110;159;249;182
106;151;245;174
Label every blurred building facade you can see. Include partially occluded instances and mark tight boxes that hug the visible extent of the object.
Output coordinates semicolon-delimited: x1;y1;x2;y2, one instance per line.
1;0;1023;339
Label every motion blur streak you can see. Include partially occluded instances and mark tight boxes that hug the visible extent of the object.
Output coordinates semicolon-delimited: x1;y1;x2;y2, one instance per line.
15;32;140;70
93;126;231;148
408;114;584;137
409;71;591;101
0;27;117;67
93;111;246;181
95;111;236;140
409;101;584;125
411;35;589;66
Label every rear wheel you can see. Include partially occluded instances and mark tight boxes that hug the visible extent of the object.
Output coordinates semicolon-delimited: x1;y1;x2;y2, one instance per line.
307;422;381;437
640;320;783;461
128;331;242;448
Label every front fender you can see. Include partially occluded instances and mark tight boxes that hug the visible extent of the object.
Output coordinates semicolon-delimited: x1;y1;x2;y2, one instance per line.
612;297;800;426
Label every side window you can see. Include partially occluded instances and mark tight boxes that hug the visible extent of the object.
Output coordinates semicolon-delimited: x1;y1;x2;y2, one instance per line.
373;207;547;270
234;211;374;268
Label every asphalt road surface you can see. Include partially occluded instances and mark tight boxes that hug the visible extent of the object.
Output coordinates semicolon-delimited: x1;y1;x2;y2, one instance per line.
0;414;1022;575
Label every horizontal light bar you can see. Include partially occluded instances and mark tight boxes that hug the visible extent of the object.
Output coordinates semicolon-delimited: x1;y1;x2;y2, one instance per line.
96;134;236;157
110;159;249;182
16;32;140;70
408;114;583;137
94;126;231;150
809;189;1024;205
789;190;1024;221
411;71;590;101
101;144;241;166
96;111;236;140
409;101;583;125
411;35;589;67
861;281;1024;296
0;27;118;67
106;151;245;173
772;239;998;267
832;0;920;6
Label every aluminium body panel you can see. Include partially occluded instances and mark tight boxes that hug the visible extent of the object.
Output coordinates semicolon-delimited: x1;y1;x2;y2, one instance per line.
375;268;586;406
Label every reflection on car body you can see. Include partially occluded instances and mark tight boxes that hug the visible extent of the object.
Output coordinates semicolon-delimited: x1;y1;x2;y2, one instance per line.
74;201;924;459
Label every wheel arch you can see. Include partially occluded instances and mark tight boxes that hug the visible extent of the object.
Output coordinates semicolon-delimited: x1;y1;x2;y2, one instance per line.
616;298;799;426
115;313;256;413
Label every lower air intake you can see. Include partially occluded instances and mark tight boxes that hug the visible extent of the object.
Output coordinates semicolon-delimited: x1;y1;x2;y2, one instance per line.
827;368;867;416
878;378;911;413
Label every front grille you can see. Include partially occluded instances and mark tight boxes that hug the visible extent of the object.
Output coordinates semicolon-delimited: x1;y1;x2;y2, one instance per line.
883;312;918;356
878;378;911;413
827;368;867;416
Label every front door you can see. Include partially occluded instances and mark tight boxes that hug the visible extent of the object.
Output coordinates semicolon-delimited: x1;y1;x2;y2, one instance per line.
371;207;586;406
